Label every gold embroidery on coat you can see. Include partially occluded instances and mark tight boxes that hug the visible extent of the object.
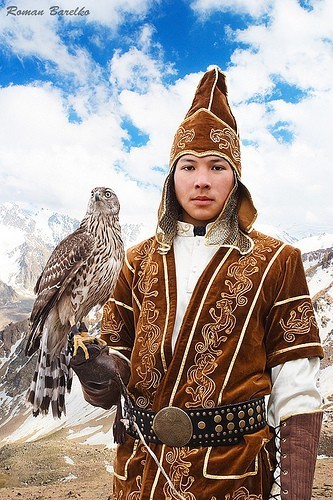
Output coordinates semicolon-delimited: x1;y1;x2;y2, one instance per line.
113;491;124;500
101;301;124;342
279;301;317;342
113;439;139;481
273;294;310;308
160;254;170;373
186;237;280;408
210;128;241;163
110;296;134;311
163;447;198;499
225;487;262;499
186;297;234;408
219;242;286;403
203;446;260;480
269;342;322;359
135;241;159;297
133;242;164;408
127;476;142;500
135;299;163;408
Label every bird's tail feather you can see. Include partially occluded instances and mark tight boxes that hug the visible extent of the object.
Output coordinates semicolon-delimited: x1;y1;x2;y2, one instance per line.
27;328;73;418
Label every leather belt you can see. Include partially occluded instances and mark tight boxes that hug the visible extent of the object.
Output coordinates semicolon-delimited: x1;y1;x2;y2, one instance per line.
127;396;266;447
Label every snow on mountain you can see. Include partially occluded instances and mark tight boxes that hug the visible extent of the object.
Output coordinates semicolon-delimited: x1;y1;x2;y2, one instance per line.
0;225;26;286
1;376;116;447
0;203;79;296
0;281;18;307
296;233;333;255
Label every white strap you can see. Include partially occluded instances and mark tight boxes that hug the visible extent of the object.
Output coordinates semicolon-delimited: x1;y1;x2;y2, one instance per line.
133;422;186;500
108;348;131;365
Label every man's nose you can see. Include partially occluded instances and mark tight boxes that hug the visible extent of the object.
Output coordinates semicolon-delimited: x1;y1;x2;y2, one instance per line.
195;174;211;189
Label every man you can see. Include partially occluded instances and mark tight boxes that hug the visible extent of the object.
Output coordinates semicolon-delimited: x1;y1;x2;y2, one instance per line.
71;67;323;499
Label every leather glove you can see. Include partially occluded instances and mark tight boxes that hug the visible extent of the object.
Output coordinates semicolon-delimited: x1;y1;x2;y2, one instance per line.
70;337;130;410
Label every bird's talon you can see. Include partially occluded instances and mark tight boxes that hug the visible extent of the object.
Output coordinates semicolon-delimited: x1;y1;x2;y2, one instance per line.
70;331;101;359
72;334;91;359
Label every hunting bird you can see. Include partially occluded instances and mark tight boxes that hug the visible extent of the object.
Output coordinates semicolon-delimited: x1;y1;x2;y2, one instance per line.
25;187;124;418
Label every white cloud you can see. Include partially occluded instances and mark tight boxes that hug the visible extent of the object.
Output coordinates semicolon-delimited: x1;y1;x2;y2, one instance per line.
227;0;333;102
0;14;177;229
232;82;333;230
0;0;156;85
0;10;96;84
108;24;175;92
0;82;161;227
116;72;201;185
77;0;155;28
109;47;163;91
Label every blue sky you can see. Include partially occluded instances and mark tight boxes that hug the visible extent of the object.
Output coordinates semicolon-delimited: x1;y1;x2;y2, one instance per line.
0;0;332;237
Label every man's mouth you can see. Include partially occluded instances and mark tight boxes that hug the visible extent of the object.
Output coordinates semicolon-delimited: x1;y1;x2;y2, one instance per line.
192;196;214;204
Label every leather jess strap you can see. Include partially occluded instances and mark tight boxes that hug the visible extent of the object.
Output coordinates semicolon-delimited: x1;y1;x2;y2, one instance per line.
127;396;267;447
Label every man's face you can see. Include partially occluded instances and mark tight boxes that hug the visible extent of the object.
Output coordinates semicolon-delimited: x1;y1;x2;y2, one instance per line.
173;154;235;226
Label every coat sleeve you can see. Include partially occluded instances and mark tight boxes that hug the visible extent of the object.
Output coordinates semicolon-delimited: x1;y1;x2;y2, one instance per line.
265;246;323;368
99;251;137;361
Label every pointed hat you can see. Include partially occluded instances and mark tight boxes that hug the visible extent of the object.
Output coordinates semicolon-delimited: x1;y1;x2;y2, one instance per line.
169;66;257;232
156;66;257;254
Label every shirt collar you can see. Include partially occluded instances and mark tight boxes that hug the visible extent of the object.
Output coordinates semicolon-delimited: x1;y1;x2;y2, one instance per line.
176;220;214;237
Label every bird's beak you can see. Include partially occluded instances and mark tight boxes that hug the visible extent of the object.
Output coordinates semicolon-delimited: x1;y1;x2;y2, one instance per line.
94;191;100;202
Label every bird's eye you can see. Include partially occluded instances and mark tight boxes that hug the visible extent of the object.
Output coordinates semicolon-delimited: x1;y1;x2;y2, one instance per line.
105;191;111;198
91;191;94;198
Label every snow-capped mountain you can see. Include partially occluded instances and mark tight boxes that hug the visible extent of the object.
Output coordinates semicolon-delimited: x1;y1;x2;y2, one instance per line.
296;234;333;411
296;233;333;255
0;203;79;297
0;208;332;450
296;234;333;345
0;202;149;328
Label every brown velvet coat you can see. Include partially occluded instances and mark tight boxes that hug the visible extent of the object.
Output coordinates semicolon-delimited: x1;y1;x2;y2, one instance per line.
100;230;323;500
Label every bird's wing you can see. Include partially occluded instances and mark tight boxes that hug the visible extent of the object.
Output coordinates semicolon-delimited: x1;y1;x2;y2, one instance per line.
26;228;95;356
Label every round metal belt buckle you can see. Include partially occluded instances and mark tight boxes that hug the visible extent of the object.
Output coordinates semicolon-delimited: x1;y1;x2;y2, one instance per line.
152;407;193;447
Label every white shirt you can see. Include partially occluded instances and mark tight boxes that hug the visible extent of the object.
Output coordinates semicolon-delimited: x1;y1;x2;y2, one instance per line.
172;222;322;423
